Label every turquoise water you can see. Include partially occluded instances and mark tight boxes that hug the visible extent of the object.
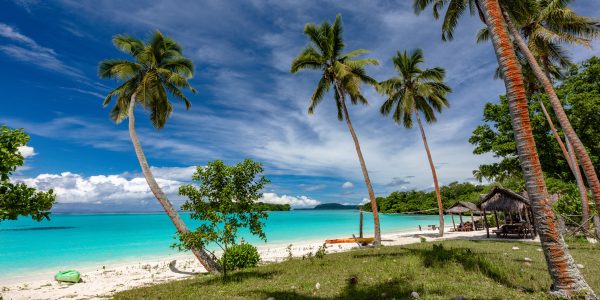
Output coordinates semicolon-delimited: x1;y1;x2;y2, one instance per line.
0;211;448;281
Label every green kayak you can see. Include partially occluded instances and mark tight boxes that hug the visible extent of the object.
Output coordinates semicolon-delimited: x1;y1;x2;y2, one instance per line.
54;270;80;283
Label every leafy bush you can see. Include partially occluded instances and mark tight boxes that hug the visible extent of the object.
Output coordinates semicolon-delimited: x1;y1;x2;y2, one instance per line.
218;243;261;271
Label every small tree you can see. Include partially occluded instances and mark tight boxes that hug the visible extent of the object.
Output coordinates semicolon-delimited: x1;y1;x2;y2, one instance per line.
177;159;270;279
0;126;55;222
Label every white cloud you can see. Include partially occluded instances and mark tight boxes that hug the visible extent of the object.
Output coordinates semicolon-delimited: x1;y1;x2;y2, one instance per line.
17;171;183;204
259;192;320;208
360;198;370;205
342;181;354;189
17;145;36;158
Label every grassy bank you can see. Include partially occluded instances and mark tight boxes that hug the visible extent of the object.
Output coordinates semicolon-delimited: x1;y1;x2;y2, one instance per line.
114;239;599;299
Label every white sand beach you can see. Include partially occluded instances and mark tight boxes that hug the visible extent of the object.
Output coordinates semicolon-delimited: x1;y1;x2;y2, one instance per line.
0;228;539;300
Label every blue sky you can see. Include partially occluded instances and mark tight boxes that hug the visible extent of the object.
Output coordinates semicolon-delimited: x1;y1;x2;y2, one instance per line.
1;0;598;211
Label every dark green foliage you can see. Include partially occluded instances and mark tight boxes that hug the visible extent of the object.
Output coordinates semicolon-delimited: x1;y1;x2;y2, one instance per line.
313;203;358;210
176;159;270;277
253;202;290;211
470;57;600;182
217;243;261;271
362;181;488;214
0;126;56;222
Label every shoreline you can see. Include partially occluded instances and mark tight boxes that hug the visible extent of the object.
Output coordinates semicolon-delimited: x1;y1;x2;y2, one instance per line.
1;227;532;300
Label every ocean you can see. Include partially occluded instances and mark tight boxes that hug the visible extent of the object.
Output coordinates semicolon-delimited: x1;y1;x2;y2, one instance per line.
0;210;449;281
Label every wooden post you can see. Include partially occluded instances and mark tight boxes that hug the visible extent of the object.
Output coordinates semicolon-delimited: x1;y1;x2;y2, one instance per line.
523;208;532;239
593;215;600;240
459;213;464;225
494;211;500;229
451;213;456;230
508;211;513;224
359;208;364;238
470;212;475;231
484;208;490;238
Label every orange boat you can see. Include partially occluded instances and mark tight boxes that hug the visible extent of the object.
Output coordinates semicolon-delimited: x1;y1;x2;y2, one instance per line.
325;237;375;244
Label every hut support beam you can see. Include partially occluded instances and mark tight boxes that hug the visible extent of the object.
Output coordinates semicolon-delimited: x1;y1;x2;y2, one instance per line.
470;212;475;231
451;213;456;230
494;211;500;229
484;209;490;238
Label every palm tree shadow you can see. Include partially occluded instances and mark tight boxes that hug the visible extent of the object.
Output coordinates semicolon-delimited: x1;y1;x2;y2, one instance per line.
168;260;198;276
249;277;447;299
200;269;283;285
406;244;531;292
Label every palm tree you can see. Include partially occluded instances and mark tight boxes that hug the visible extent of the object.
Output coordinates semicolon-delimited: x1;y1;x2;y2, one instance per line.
290;15;382;245
377;49;450;237
414;0;596;297
99;31;220;273
498;1;600;235
478;0;599;232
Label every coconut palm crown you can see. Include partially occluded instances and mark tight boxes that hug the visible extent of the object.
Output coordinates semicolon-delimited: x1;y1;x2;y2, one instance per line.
290;14;379;120
99;30;196;128
379;49;451;128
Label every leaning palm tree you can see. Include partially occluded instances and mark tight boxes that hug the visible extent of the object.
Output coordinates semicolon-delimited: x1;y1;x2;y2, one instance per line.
498;0;600;235
414;0;596;297
378;49;450;237
478;0;599;231
290;15;382;245
98;31;220;273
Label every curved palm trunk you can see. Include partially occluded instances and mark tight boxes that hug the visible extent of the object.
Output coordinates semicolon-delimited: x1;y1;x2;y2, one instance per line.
335;82;382;245
502;9;600;226
566;138;591;232
480;0;596;297
128;94;221;273
539;101;591;231
415;112;444;237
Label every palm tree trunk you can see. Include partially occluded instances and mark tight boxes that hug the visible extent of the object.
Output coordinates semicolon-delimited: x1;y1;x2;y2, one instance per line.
128;94;221;273
566;137;591;232
335;81;382;245
502;8;600;227
415;112;444;237
539;101;591;231
480;0;596;297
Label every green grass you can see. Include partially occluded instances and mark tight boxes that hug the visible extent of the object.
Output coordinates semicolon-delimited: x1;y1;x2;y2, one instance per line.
114;239;600;299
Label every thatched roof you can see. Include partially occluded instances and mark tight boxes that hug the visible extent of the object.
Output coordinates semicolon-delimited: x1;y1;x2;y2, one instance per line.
479;187;530;212
446;201;481;214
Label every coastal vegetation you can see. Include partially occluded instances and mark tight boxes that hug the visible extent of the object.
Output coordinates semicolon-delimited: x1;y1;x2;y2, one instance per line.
177;159;270;279
290;15;383;245
415;0;599;296
254;203;291;211
0;126;55;222
114;239;600;299
99;31;220;272
377;48;452;236
313;203;359;210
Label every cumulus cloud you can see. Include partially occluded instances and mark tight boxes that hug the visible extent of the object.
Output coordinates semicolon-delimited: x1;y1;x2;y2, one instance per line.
17;171;182;204
17;145;36;158
360;198;370;205
259;192;320;208
341;181;354;189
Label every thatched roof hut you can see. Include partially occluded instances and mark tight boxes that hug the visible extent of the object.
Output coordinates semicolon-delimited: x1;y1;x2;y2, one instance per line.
479;187;530;212
446;201;481;214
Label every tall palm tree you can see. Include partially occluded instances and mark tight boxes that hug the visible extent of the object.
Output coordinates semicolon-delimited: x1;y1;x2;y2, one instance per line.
377;49;450;237
290;15;382;245
99;31;220;273
478;0;599;232
414;0;596;297
498;1;600;235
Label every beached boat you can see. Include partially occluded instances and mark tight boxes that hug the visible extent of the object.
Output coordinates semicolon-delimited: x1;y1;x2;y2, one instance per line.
325;237;375;244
